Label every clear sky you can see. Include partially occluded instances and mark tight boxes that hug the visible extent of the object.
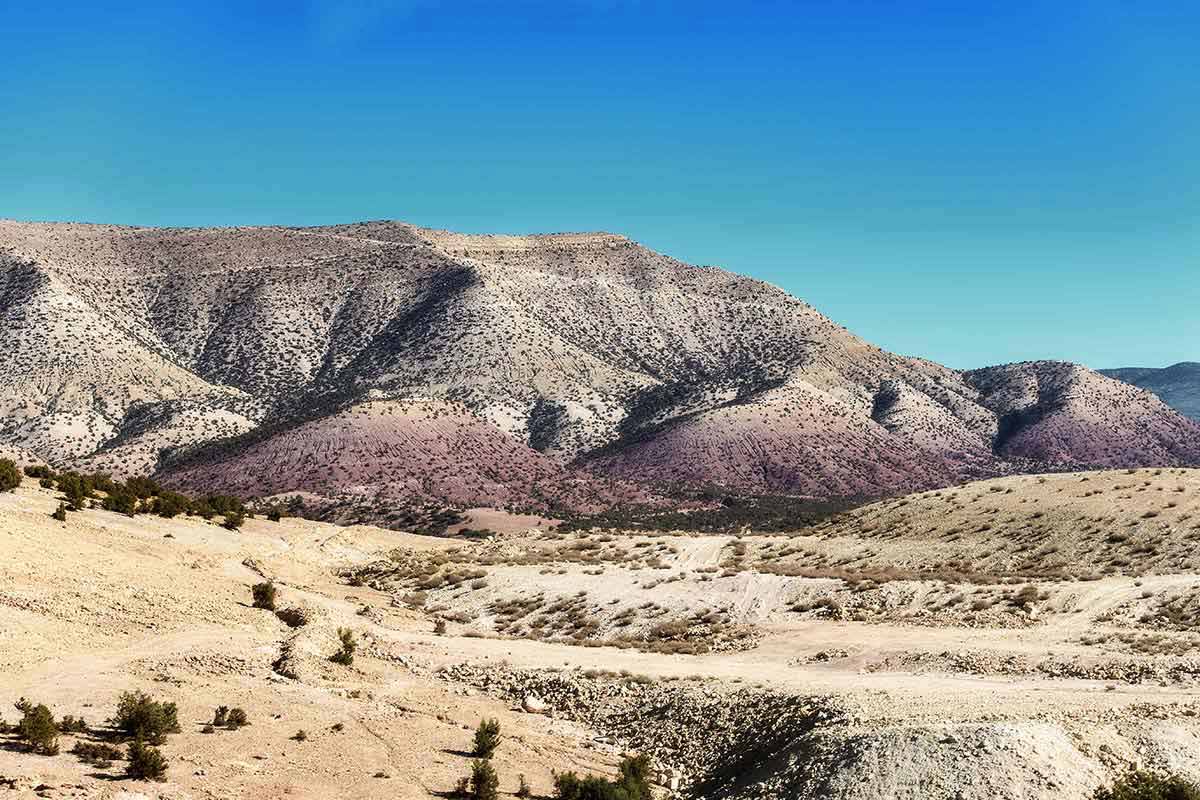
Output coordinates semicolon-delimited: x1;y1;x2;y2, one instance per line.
2;1;1196;369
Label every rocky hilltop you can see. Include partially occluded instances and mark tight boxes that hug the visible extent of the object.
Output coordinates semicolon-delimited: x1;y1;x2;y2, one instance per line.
1102;363;1200;422
2;219;1198;513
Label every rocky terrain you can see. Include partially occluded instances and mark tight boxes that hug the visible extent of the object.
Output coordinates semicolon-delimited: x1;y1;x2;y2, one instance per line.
6;468;1200;799
3;219;1199;520
1103;363;1200;422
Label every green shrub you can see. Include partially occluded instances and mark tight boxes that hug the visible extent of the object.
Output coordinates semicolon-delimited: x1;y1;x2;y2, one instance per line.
225;707;248;729
57;472;93;510
223;510;246;531
72;740;123;765
52;502;67;522
108;691;180;745
330;628;356;666
154;491;190;518
0;459;22;493
14;698;59;755
102;491;138;515
553;755;653;800
469;759;499;800
23;464;54;480
1095;771;1200;800
126;738;168;781
252;582;277;610
472;718;501;759
59;714;88;733
89;473;117;493
275;607;309;628
125;476;162;500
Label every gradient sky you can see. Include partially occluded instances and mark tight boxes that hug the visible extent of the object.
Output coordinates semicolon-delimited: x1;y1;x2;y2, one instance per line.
2;0;1197;369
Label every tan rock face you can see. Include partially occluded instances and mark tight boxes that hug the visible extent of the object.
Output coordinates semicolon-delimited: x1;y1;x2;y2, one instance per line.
2;219;1198;511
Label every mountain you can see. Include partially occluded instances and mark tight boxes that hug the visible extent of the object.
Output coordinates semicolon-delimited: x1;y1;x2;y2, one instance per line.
2;219;1199;517
1100;363;1200;422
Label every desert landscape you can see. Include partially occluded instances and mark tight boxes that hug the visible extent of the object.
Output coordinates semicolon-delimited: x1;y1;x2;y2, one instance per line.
2;221;1199;799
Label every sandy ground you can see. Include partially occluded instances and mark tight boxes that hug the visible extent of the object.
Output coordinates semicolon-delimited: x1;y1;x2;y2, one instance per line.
7;476;1200;799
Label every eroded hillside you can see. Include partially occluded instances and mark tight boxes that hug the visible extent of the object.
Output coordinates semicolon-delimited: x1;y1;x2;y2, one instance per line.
3;219;1198;514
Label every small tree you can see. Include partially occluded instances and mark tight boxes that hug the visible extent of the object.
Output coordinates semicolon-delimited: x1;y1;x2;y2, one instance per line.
469;759;499;800
109;691;180;745
102;491;138;515
330;628;356;665
472;718;501;759
1095;771;1200;800
15;698;59;755
553;755;653;800
0;459;21;493
57;472;92;510
52;502;67;522
223;510;246;531
127;738;168;781
154;491;190;519
251;582;277;610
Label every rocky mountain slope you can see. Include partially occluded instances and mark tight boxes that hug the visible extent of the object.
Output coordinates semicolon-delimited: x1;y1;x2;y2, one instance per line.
2;219;1199;513
1102;363;1200;421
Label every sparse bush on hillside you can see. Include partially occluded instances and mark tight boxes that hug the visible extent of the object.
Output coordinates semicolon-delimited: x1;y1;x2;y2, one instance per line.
59;714;88;733
52;502;67;522
468;759;500;800
124;476;162;499
0;459;21;493
126;737;168;781
275;606;309;627
1094;770;1200;800
56;472;93;510
153;491;190;518
14;698;59;755
108;691;180;745
553;755;652;800
223;510;246;531
102;491;138;515
72;740;123;765
330;628;357;665
472;718;501;758
251;582;277;610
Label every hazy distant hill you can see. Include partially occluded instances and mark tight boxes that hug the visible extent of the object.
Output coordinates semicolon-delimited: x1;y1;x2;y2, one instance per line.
3;219;1199;515
1100;363;1200;422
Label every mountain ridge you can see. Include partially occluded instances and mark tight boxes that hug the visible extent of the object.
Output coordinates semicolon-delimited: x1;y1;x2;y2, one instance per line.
1100;363;1200;422
2;218;1198;518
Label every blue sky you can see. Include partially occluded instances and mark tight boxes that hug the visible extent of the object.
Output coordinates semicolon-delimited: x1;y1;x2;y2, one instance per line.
2;0;1196;369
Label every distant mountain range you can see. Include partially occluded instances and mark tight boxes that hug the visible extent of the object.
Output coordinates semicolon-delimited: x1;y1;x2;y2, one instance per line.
1100;363;1200;422
3;219;1198;521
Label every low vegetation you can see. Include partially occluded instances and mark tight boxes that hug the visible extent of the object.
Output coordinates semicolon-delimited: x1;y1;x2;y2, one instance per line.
472;718;502;758
19;463;249;528
252;581;277;611
330;628;357;666
2;691;180;782
553;755;653;800
0;458;21;493
1094;771;1200;800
